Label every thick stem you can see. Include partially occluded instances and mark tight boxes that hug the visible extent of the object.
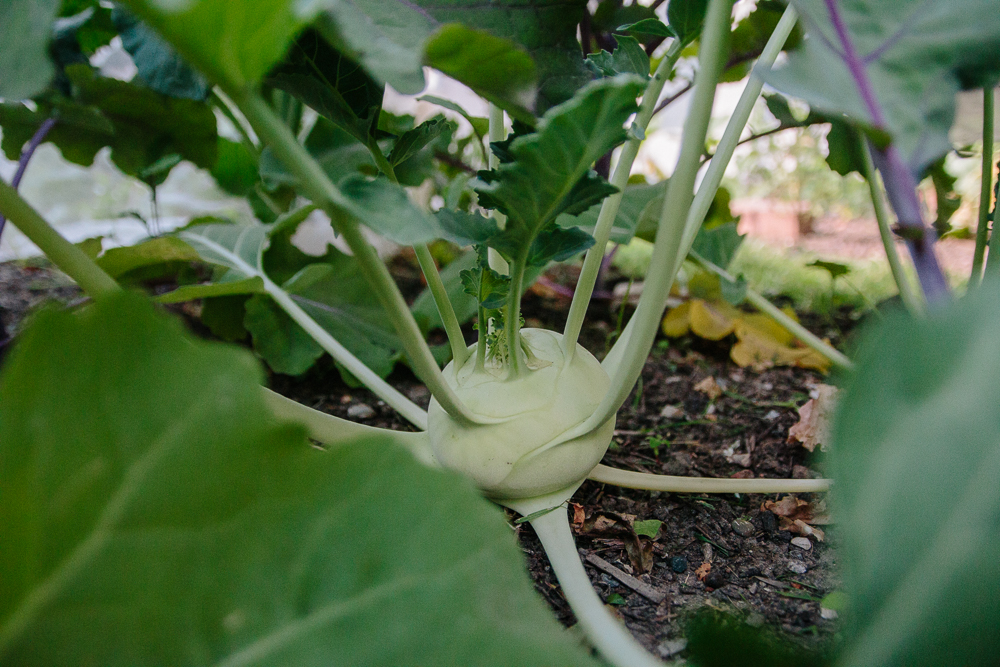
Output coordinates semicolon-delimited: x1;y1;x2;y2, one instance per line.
504;254;528;379
414;244;469;367
588;464;831;493
575;0;732;438
974;89;995;284
859;141;923;313
688;250;854;372
563;40;685;358
475;306;487;372
231;91;482;425
0;180;119;297
529;508;663;667
0;117;57;237
822;0;948;301
487;104;510;275
263;388;435;465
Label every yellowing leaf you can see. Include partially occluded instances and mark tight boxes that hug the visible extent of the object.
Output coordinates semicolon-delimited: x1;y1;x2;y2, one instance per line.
731;319;831;373
737;312;794;347
689;299;739;340
662;300;692;337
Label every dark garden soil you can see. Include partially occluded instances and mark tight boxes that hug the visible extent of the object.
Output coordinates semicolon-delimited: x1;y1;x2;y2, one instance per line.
2;257;850;662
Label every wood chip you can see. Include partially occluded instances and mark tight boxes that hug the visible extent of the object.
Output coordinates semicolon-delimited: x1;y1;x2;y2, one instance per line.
754;576;790;589
584;553;666;603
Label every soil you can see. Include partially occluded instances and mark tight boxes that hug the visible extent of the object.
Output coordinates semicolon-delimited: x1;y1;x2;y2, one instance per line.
1;257;845;663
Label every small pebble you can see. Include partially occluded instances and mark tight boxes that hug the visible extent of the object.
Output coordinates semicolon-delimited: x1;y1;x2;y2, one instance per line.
820;607;839;620
763;409;780;421
790;536;812;551
670;556;688;573
657;639;687;658
660;405;683;419
704;571;727;589
347;403;376;419
787;561;808;575
746;612;765;627
732;518;755;537
760;511;778;533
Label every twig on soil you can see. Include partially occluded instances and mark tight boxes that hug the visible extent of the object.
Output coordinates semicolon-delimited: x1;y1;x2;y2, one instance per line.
584;553;667;603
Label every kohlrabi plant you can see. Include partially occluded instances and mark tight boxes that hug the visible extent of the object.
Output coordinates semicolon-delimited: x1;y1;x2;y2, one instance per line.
1;0;999;665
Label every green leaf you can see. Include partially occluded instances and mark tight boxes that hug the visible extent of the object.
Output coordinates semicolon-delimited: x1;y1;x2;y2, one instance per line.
0;291;600;666
926;156;961;236
114;7;211;100
156;276;266;304
830;284;1000;667
96;236;201;279
691;221;744;270
389;117;448;166
266;28;383;144
66;65;218;179
200;294;251;342
768;0;1000;175
667;0;709;45
0;99;113;167
0;0;61;100
435;208;502;247
282;259;403;378
416;0;594;113
729;1;801;68
244;293;325;375
424;24;537;120
808;259;849;280
119;0;310;91
825;119;866;177
617;18;674;39
475;75;643;262
261;204;325;285
461;263;510;310
210;137;259;196
586;35;650;78
558;180;667;244
633;519;661;539
338;175;444;246
526;224;595;266
719;274;748;306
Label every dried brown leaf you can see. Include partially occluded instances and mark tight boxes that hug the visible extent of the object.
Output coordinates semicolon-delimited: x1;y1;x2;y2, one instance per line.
787;384;838;451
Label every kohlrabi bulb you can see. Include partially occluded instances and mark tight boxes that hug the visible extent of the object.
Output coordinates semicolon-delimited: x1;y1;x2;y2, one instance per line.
428;328;614;500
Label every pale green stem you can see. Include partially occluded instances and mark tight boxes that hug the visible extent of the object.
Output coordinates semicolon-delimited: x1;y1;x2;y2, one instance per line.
528;508;664;667
570;0;733;441
183;230;430;429
859;141;924;313
366;133;462;366
504;254;529;379
475;306;487;372
0;179;120;297
487;104;510;275
677;4;798;261
230;91;483;425
414;244;469;367
588;464;831;493
973;88;995;284
263;388;435;465
562;39;685;359
689;250;855;372
601;2;796;397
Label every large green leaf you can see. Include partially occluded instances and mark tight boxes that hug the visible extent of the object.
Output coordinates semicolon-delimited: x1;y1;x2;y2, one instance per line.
830;284;1000;667
265;28;384;145
0;291;602;666
768;0;1000;175
0;0;61;100
119;0;310;91
337;175;445;245
244;292;325;375
114;7;211;100
284;260;402;378
556;180;667;244
0;99;113;166
66;64;217;178
475;75;643;262
314;0;589;114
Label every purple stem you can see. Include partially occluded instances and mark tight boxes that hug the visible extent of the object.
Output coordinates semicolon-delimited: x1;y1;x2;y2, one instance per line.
823;0;949;302
0;117;58;239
